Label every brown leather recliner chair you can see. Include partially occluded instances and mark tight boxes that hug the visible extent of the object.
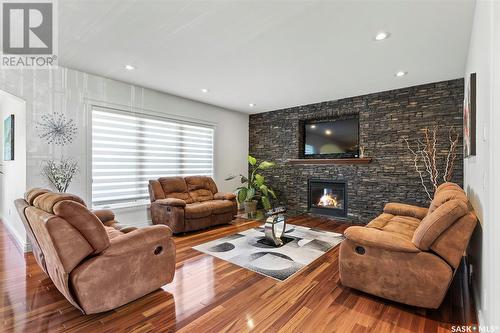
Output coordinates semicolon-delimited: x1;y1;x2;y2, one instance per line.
15;189;176;314
339;182;477;309
148;176;237;233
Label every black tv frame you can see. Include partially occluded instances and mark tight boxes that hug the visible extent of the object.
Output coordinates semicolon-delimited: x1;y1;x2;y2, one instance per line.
300;115;360;159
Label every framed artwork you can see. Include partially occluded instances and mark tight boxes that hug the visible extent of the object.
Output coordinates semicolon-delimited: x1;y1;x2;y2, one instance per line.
3;114;14;161
464;72;476;157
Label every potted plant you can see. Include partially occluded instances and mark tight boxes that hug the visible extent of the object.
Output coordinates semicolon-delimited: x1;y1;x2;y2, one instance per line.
226;155;277;212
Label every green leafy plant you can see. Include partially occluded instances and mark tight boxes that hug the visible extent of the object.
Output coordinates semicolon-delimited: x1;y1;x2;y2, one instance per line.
225;155;277;210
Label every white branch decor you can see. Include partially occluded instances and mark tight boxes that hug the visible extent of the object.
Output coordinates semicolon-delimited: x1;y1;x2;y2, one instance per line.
36;112;78;145
444;126;460;182
404;137;432;200
404;126;460;200
41;158;79;193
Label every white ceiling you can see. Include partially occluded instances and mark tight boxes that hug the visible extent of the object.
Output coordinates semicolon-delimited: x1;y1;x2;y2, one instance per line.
59;0;475;114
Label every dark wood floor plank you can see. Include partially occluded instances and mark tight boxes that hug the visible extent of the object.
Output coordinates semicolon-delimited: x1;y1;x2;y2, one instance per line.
0;214;476;332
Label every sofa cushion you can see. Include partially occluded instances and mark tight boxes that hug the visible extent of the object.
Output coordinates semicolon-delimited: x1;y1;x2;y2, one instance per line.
185;202;212;219
209;200;235;214
159;176;193;204
367;213;420;241
366;213;394;229
185;176;216;202
413;199;468;250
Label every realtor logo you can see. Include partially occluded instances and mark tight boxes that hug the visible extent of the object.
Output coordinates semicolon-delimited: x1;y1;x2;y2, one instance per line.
1;0;58;68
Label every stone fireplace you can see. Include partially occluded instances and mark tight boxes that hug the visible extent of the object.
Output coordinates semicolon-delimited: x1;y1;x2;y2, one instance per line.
249;79;464;222
308;179;347;218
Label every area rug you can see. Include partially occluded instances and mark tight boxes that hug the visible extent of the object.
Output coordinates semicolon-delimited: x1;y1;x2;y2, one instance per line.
193;224;344;281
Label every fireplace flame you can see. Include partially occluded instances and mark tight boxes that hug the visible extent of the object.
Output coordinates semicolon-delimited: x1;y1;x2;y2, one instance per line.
317;194;339;207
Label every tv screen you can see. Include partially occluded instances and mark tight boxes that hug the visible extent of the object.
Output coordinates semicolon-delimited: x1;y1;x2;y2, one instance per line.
304;118;359;158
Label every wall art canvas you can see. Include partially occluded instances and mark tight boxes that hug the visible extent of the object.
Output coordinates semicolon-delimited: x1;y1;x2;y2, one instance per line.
464;72;476;157
3;114;14;161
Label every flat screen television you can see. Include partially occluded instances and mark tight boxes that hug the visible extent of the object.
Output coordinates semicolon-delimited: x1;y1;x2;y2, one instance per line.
303;117;359;158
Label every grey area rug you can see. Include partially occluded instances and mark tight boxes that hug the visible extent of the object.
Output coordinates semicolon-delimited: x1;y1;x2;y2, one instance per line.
193;224;344;281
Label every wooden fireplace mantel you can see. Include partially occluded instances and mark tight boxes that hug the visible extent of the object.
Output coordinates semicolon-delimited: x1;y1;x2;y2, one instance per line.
287;157;373;165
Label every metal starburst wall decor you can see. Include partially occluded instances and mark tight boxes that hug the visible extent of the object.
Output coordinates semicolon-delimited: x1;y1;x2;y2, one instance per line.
36;112;78;145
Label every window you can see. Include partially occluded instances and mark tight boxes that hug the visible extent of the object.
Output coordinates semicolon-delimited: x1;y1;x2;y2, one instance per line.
91;107;214;208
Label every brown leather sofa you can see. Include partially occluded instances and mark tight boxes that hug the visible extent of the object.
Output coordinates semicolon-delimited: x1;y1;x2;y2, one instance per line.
15;188;176;314
339;182;477;309
148;176;237;233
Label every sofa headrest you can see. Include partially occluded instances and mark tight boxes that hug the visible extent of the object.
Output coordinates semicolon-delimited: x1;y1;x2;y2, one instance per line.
435;182;462;193
412;199;469;250
24;188;51;205
185;176;218;193
53;200;110;254
428;186;468;215
158;176;188;195
155;176;193;203
33;192;86;213
185;176;218;202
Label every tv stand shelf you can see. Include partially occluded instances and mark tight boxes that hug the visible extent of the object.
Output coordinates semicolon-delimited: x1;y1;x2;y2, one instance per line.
287;158;372;165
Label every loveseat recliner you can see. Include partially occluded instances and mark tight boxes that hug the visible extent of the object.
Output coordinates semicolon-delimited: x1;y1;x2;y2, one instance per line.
148;176;237;233
339;182;477;309
15;188;176;314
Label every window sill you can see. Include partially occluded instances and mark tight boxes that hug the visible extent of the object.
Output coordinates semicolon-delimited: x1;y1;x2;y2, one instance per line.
93;202;150;211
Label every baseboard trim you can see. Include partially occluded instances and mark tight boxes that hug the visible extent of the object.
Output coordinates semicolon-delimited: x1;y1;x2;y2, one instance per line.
1;219;31;253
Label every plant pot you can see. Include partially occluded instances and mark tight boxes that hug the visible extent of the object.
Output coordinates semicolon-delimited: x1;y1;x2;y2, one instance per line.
243;200;258;213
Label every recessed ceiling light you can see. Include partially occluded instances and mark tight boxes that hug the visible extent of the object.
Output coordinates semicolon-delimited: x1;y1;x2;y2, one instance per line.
249;103;256;107
311;124;316;129
201;88;209;93
375;31;390;41
325;129;332;135
124;64;136;70
395;71;408;77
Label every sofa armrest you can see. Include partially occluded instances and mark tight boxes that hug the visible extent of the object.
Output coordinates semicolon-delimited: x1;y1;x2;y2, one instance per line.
214;192;236;200
155;198;186;207
101;225;173;256
383;203;428;220
92;209;115;223
344;226;420;253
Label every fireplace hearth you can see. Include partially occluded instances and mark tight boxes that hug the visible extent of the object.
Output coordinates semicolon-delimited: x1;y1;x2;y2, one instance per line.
308;179;347;217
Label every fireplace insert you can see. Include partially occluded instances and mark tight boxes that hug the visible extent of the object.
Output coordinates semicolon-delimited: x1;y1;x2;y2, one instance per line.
308;179;347;217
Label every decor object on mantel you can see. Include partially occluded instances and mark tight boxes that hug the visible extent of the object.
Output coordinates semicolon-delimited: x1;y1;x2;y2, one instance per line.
404;126;460;200
359;146;366;158
464;72;476;157
225;155;277;212
41;157;79;193
36;112;78;145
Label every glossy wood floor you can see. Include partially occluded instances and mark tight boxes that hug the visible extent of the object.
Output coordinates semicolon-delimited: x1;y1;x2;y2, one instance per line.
0;215;476;333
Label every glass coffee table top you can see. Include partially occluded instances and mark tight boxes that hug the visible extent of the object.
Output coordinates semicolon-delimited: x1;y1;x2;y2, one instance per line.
235;210;267;221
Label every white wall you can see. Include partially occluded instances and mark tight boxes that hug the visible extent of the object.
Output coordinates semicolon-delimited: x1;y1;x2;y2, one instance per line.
0;91;28;251
0;67;248;233
464;0;500;326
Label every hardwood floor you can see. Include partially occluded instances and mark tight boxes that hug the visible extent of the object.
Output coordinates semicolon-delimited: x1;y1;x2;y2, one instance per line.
0;215;476;332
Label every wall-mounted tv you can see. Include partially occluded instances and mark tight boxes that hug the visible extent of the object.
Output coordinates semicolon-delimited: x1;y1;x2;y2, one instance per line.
303;117;359;159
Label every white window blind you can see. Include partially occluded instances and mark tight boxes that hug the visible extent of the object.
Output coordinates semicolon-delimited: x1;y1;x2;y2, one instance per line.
91;107;214;208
